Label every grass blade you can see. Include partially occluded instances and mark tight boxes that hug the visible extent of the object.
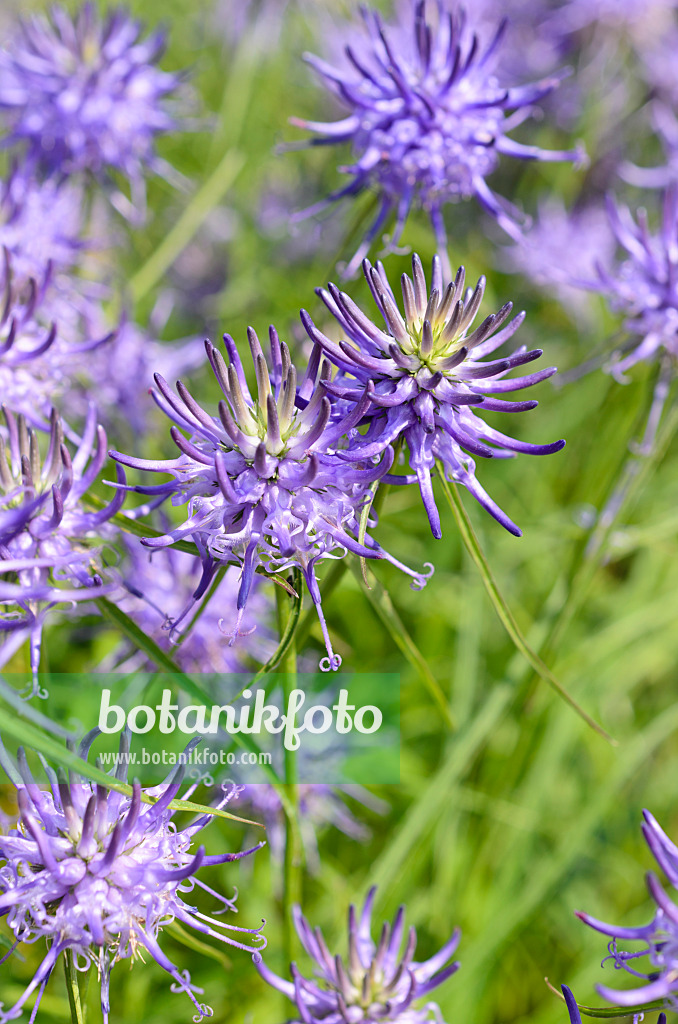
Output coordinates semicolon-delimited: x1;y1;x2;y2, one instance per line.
435;467;613;743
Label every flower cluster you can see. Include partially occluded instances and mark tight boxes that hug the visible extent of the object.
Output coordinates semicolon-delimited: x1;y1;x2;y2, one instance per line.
576;810;678;1009
293;0;584;275
303;253;565;539
593;187;678;378
0;406;124;689
111;327;432;671
0;4;182;217
0;732;266;1024
256;886;461;1024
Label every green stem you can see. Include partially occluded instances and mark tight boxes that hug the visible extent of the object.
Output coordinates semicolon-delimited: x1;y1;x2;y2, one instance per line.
435;467;614;743
130;148;245;305
275;583;302;966
63;950;88;1024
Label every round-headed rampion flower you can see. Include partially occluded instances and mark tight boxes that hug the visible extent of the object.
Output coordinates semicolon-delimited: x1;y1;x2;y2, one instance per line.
257;886;460;1024
576;810;678;1011
593;187;678;379
110;329;431;671
504;199;615;314
0;405;124;690
303;253;565;539
116;540;273;673
0;4;182;216
293;0;585;276
0;733;266;1024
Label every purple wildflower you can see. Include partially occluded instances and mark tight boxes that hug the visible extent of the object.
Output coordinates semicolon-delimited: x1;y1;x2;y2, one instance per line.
503;198;616;314
0;405;124;691
293;0;584;277
593;187;678;379
0;4;182;218
257;886;461;1024
0;732;266;1024
303;252;565;539
110;329;431;671
575;810;678;1010
116;541;273;673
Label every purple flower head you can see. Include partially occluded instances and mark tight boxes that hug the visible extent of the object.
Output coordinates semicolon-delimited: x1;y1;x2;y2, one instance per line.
293;0;585;277
0;732;266;1024
257;886;461;1024
303;253;565;540
110;329;431;671
594;187;678;380
0;4;182;217
504;199;616;314
117;542;273;673
576;810;678;1011
0;405;125;692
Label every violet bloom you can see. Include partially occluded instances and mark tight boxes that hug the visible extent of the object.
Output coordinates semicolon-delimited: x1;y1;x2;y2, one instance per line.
0;4;182;218
110;329;431;671
117;541;273;674
303;253;565;539
576;810;678;1010
0;406;124;691
505;199;616;314
257;886;461;1024
0;732;266;1024
594;187;678;380
293;0;585;277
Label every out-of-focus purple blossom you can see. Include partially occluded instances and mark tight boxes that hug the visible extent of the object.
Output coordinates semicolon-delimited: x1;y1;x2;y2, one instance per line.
236;783;387;868
111;328;432;671
576;810;678;1011
0;4;182;219
89;320;207;437
547;0;677;36
503;198;616;313
257;886;461;1024
621;104;678;190
116;540;273;673
303;253;565;539
293;0;585;277
0;732;266;1024
0;405;124;691
591;187;678;379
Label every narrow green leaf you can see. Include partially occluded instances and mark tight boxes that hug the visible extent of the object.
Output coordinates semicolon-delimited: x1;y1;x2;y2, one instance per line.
249;568;303;686
435;468;614;744
348;562;455;729
0;708;261;826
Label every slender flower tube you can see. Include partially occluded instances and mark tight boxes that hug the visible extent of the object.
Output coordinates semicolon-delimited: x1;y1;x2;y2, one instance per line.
292;0;584;276
303;253;565;539
576;810;678;1010
110;328;431;671
256;886;461;1024
0;405;124;691
0;732;266;1024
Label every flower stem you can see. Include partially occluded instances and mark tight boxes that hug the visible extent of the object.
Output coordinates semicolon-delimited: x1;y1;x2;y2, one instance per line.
63;950;88;1024
435;466;614;743
275;582;303;965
